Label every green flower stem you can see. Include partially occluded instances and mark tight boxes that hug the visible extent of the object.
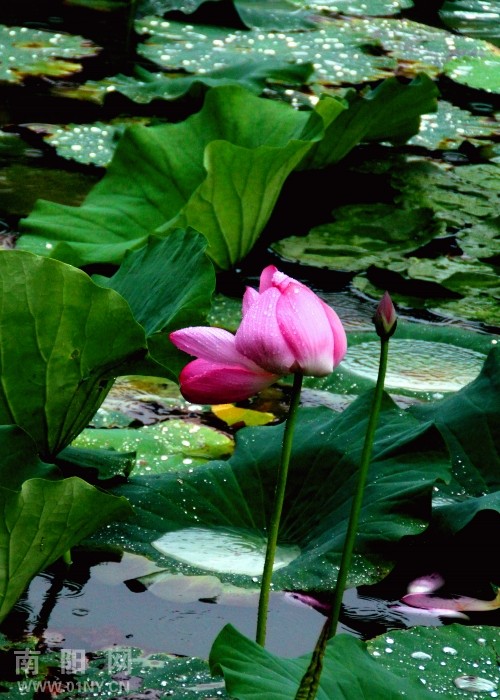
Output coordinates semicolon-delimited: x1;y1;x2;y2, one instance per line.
329;337;389;635
294;337;390;700
256;372;303;647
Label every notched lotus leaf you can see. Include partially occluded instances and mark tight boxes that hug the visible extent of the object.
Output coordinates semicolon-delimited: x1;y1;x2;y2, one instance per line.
0;25;100;84
60;60;314;108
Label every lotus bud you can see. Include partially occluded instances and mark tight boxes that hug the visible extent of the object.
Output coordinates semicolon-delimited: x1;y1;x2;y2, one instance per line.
373;291;397;339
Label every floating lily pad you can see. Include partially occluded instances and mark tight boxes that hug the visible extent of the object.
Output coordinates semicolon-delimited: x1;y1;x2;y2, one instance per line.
27;119;151;167
308;0;414;16
272;203;440;273
56;60;314;108
368;625;500;698
343;339;486;393
0;25;100;84
73;421;234;476
408;100;500;151
439;0;500;47
135;16;397;87
135;15;498;88
91;376;191;428
445;55;500;94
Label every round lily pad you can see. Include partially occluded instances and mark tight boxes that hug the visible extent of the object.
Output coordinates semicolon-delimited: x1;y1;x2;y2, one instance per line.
439;0;500;47
27;120;151;167
0;24;100;84
408;100;500;151
308;0;413;16
272;203;440;273
445;55;500;94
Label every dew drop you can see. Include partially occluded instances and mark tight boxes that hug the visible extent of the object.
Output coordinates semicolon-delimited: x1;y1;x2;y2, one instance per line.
454;676;498;692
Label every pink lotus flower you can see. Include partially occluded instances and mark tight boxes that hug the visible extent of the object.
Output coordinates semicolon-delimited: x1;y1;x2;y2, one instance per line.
170;266;347;404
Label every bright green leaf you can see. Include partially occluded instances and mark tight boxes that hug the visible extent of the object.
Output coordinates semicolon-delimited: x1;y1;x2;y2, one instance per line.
0;477;131;622
0;251;147;460
209;624;435;699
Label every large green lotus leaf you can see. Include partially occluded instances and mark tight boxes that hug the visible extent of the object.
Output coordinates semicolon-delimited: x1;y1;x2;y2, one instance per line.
92;393;450;590
0;426;60;490
299;74;438;169
209;624;435;699
18;85;322;268
408;100;500;151
410;346;500;495
55;444;136;481
445;55;500;93
0;251;147;460
440;0;500;47
136;16;496;87
99;231;215;374
73;421;234;476
62;60;314;113
272;203;440;272
157;138;314;269
368;625;500;698
300;319;492;400
0;477;131;622
0;25;100;84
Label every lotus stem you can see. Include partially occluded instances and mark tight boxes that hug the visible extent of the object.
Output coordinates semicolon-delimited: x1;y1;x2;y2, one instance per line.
256;372;303;647
294;336;390;699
